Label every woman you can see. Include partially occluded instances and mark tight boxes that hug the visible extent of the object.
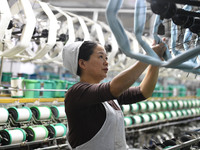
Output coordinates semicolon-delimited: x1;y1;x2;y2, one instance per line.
63;40;166;150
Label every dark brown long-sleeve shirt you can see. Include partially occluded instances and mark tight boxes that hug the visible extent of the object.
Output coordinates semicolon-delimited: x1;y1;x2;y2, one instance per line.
64;82;146;148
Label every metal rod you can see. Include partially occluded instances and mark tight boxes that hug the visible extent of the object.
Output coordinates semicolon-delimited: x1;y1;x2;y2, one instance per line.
62;7;152;13
0;137;68;150
153;90;172;93
34;144;70;150
0;88;172;93
165;138;200;150
3;89;171;93
0;88;68;92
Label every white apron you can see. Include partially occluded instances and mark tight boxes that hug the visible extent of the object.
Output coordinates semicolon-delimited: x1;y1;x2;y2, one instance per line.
73;100;127;150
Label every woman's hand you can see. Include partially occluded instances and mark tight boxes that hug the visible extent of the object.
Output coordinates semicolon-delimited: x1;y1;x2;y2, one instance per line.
151;38;167;60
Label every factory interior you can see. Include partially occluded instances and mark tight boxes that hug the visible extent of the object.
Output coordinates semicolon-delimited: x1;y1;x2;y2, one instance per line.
1;0;200;149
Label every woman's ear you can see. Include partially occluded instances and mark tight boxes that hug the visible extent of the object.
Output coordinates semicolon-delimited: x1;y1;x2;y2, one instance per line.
78;59;86;70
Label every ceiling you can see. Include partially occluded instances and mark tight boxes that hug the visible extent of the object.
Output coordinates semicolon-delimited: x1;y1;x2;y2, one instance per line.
41;0;136;9
40;0;152;32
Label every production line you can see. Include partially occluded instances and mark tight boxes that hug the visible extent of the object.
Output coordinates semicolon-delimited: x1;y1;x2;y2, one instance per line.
0;0;200;149
0;103;69;150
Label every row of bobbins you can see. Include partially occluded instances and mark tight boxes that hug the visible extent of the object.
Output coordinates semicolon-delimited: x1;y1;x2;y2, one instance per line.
124;108;200;126
122;99;200;114
0;105;67;145
0;123;67;145
0;105;66;123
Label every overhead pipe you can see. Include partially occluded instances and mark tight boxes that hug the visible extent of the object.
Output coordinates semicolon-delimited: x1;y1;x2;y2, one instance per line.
149;0;200;7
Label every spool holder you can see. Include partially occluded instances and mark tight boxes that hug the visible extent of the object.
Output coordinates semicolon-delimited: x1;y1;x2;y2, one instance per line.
0;105;67;129
0;116;68;149
31;109;67;126
0;135;69;150
50;106;67;124
46;125;55;139
6;108;57;128
0;122;10;131
0;113;9;130
0;130;11;145
52;116;67;124
0;121;68;148
126;114;200;133
8;114;33;128
31;111;67;125
31;114;51;126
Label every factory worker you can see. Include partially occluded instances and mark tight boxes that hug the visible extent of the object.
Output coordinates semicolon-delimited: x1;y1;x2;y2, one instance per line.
63;40;166;150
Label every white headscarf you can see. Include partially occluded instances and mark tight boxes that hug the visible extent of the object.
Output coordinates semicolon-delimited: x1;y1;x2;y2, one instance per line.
62;41;84;75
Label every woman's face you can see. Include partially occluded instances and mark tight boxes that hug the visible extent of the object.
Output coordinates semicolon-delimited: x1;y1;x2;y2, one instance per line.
84;44;108;82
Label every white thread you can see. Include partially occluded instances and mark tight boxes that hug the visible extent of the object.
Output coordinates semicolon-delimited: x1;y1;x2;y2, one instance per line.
0;108;9;123
122;105;130;114
11;77;24;97
27;126;48;141
167;101;173;109
173;101;178;109
56;106;66;118
157;112;165;120
124;117;132;126
139;102;147;111
187;109;192;116
195;108;200;114
3;128;26;144
10;129;25;144
34;126;48;140
9;107;32;121
31;106;51;120
161;101;167;109
188;100;192;108
192;100;196;107
147;102;154;112
178;101;184;109
165;112;172;119
176;110;182;117
182;110;188;116
154;101;161;111
196;100;200;107
133;115;142;124
131;103;139;112
17;107;32;121
54;124;67;137
183;100;188;108
150;113;158;121
141;114;150;123
191;108;196;115
171;111;178;118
